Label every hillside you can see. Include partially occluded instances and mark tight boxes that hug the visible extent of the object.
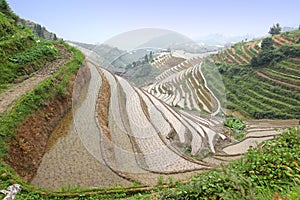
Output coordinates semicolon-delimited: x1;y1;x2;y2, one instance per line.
0;0;85;197
0;1;299;199
19;18;58;40
209;29;300;119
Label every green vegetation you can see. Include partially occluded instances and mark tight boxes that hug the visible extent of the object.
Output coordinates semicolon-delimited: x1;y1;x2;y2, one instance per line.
0;126;298;199
224;117;246;140
158;126;300;200
0;4;58;88
128;63;161;86
251;38;300;67
220;63;300;119
0;0;18;22
211;29;300;119
269;23;282;36
9;41;57;65
0;43;83;156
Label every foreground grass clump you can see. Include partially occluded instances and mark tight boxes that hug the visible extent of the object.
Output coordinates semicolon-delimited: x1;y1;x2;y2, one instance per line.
159;126;300;200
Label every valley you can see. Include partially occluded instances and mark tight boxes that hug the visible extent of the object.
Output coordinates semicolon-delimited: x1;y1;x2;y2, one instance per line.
0;1;299;199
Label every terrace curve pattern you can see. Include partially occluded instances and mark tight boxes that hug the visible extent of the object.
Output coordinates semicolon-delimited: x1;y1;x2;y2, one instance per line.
32;47;225;190
147;56;219;113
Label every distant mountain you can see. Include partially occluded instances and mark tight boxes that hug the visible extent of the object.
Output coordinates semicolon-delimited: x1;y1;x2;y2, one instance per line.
138;32;214;53
138;33;192;48
68;41;125;68
19;18;58;40
103;28;212;53
196;33;255;47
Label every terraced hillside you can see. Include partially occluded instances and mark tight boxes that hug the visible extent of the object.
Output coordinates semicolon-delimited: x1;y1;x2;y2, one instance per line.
210;29;300;119
212;40;260;65
147;57;218;113
0;1;299;199
35;44;226;190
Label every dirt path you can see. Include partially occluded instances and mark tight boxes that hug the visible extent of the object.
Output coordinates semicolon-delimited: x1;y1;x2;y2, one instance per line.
225;49;242;65
0;76;47;113
231;48;249;64
275;35;293;44
273;37;285;46
256;71;300;89
0;44;71;113
250;42;259;52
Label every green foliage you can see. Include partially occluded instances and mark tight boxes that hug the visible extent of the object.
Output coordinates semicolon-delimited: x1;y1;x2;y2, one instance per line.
269;23;281;36
217;58;300;119
9;40;57;65
0;43;83;157
251;30;300;67
0;12;16;38
224;117;246;131
284;185;300;200
224;117;246;140
261;38;274;51
159;127;300;199
0;40;57;85
0;0;18;22
281;29;300;43
279;44;300;57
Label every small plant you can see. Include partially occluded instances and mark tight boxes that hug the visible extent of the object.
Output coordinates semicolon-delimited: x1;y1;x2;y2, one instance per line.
224;116;246;140
157;176;164;186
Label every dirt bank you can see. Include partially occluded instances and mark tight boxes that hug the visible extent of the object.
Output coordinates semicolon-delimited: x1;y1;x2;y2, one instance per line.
4;61;90;182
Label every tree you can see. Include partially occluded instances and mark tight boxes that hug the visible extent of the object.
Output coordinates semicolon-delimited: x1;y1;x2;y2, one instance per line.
144;54;149;63
149;51;153;61
268;23;281;36
261;38;274;51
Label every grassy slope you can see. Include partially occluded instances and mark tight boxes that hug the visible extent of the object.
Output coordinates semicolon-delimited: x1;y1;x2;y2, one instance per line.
0;2;85;198
0;12;58;93
209;29;300;119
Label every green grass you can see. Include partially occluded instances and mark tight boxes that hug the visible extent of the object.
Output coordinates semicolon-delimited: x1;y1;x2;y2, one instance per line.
281;29;300;43
158;126;300;200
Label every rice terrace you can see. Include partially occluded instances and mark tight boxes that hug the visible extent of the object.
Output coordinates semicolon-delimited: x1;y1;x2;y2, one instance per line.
0;0;299;199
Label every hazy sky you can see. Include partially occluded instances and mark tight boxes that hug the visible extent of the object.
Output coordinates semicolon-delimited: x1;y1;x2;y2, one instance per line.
7;0;300;44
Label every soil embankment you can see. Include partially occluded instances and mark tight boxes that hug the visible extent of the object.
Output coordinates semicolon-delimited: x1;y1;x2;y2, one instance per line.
4;61;90;182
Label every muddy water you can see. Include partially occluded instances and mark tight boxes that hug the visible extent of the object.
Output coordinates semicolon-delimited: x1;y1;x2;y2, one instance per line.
31;63;131;190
